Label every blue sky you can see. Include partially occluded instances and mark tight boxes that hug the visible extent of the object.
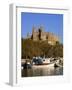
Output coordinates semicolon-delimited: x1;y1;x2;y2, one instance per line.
21;12;63;43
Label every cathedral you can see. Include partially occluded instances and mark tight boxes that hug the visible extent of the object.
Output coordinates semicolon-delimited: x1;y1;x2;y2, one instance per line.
28;26;59;45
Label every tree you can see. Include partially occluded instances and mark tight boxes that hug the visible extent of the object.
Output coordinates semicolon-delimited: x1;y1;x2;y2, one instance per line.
21;38;63;59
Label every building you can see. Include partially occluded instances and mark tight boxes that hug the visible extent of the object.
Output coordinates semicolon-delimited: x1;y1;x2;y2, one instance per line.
30;26;59;45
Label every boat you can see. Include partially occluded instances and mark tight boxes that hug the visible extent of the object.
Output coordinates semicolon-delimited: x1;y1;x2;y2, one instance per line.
32;57;54;66
47;63;55;67
32;57;43;65
22;62;32;69
54;62;62;68
54;63;59;67
42;58;50;65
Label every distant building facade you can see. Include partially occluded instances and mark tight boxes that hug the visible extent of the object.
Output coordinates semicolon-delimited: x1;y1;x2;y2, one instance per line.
28;26;59;45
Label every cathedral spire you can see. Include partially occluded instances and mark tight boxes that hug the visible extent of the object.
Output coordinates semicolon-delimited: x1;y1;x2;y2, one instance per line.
39;25;44;32
32;25;36;34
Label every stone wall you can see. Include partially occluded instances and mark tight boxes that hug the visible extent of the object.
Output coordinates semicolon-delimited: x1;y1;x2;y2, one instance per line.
31;27;59;45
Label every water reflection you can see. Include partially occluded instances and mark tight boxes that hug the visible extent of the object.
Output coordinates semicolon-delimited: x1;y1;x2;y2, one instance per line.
22;66;63;77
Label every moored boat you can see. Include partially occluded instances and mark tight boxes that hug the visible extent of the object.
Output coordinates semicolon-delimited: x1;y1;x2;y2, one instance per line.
22;61;32;69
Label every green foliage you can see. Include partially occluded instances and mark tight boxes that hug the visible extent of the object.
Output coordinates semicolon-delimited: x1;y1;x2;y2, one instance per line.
21;38;63;59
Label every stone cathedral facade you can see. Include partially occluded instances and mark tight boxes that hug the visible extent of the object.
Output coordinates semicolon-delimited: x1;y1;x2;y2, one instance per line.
28;26;59;45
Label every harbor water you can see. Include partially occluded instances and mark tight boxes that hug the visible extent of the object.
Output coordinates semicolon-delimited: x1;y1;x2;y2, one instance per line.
21;65;63;77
